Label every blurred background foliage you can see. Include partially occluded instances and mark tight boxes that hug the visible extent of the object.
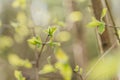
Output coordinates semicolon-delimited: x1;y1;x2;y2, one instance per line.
0;0;120;80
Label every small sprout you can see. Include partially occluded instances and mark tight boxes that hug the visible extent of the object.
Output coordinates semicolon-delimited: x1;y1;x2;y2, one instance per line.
45;26;57;37
14;70;26;80
74;65;79;72
27;36;42;47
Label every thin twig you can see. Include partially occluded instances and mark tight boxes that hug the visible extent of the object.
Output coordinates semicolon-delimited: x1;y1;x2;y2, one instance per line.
35;35;49;80
84;42;116;80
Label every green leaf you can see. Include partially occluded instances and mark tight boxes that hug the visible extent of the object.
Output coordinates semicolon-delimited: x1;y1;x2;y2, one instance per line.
46;26;57;37
74;65;79;72
14;70;25;80
39;64;55;74
98;22;105;34
101;8;107;20
87;17;101;27
27;37;42;47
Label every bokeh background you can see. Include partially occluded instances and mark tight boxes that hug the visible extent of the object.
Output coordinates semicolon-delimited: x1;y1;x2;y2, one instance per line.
0;0;120;80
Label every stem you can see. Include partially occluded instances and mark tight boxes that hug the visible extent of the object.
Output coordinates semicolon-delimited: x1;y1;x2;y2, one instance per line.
84;42;116;80
35;35;49;80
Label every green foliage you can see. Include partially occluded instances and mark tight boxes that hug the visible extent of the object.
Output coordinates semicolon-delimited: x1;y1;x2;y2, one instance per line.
8;54;32;68
28;36;42;47
14;70;26;80
87;8;107;34
46;26;57;37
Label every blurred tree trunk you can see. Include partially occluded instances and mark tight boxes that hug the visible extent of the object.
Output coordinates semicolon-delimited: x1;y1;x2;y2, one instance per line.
63;0;87;79
91;0;119;80
91;0;118;54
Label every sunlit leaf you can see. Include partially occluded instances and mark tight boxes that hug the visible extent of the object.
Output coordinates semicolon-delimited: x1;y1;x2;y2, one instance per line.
39;64;55;74
69;11;82;22
101;8;107;20
27;37;42;47
87;17;101;27
46;26;57;37
14;70;26;80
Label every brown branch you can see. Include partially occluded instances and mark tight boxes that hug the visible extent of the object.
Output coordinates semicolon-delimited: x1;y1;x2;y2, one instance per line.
105;0;120;43
35;35;49;80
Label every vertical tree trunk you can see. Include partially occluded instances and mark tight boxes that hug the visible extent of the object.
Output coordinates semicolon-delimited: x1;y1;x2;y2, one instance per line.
91;0;118;80
91;0;118;54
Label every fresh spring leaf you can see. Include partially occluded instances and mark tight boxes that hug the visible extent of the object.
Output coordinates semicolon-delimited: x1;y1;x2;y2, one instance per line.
101;8;107;20
98;22;105;34
14;70;25;80
39;64;55;74
74;65;79;72
87;17;101;27
27;37;42;47
46;26;57;37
